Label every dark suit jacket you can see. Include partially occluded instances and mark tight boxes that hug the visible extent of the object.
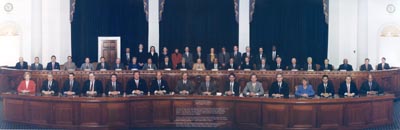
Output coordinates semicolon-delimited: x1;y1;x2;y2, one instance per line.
174;80;195;94
159;53;170;65
268;51;280;63
122;53;132;65
231;52;242;65
147;52;159;65
269;81;289;98
46;62;60;70
320;64;333;71
159;62;173;69
360;64;373;71
241;53;253;63
359;81;383;95
377;63;390;70
225;63;239;70
256;64;270;70
104;81;124;95
176;63;192;69
111;63;125;70
40;80;59;93
82;80;103;95
182;52;194;66
218;52;230;65
253;53;266;65
287;64;300;70
15;62;28;69
224;81;240;96
150;79;170;94
135;51;147;64
96;62;110;70
338;82;358;96
303;64;316;71
317;82;335;96
197;82;217;95
241;63;253;70
30;63;43;70
193;53;206;64
207;63;223;70
126;78;148;94
270;63;285;70
62;79;80;95
338;64;353;71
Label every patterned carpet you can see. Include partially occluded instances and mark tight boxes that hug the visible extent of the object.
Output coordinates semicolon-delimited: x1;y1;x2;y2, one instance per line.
0;101;398;130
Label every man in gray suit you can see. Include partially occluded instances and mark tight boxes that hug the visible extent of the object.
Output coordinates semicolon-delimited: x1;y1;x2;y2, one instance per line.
30;57;43;70
142;58;158;70
243;74;264;96
175;72;195;95
182;46;193;66
197;75;217;95
218;47;230;68
80;57;94;71
63;56;77;70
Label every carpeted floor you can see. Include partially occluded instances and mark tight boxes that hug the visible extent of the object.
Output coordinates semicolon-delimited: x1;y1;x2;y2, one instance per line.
0;101;398;130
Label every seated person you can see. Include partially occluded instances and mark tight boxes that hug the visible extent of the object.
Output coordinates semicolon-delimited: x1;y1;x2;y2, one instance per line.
80;57;94;71
142;58;157;70
338;58;353;71
197;75;217;95
128;57;141;70
270;57;285;70
269;74;289;98
17;72;36;93
174;72;195;95
287;58;300;70
15;57;28;70
303;57;316;71
150;72;170;95
192;58;206;70
207;48;216;66
208;58;222;70
105;74;124;95
111;58;124;70
225;58;239;70
30;57;43;70
63;56;77;70
82;73;103;96
62;73;80;95
359;74;383;95
317;75;335;97
241;57;253;70
377;57;391;70
295;78;315;98
243;74;264;96
320;59;333;71
40;74;59;94
338;75;358;97
360;58;373;71
96;57;109;70
176;58;192;70
159;57;173;70
256;58;270;70
126;71;148;95
224;73;240;96
46;55;61;70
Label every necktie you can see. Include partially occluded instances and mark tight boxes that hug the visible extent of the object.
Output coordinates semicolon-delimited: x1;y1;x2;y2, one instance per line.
308;65;311;70
86;64;89;69
222;54;225;63
69;81;73;91
277;64;280;69
273;52;276;60
324;84;327;93
136;80;139;89
158;80;161;90
230;82;234;92
206;82;209;92
325;65;328;69
252;84;256;91
90;81;94;91
117;64;119;69
369;82;372;90
102;63;105;69
278;83;281;93
347;84;350;94
149;64;152;69
112;82;116;91
48;81;52;90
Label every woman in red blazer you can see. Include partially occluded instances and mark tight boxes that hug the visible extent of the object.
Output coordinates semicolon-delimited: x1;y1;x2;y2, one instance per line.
17;72;36;93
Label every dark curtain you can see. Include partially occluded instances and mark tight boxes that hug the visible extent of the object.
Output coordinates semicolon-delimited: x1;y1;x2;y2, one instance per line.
72;0;148;65
160;0;238;53
250;0;328;65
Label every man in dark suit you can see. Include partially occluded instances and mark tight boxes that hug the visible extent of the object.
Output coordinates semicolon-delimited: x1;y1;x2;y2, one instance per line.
193;46;206;65
126;71;148;95
338;59;353;71
111;58;125;70
256;58;270;70
96;57;110;70
287;58;300;70
270;57;285;70
105;74;123;95
269;74;289;98
197;75;217;95
150;72;170;95
224;73;240;96
207;58;222;70
82;73;103;95
46;55;60;70
241;46;252;63
360;58;373;71
40;74;59;94
30;57;43;70
317;75;335;97
174;72;195;94
268;45;279;64
377;57;391;70
226;58;239;70
159;57;173;69
135;44;147;67
320;59;334;71
62;73;80;95
182;46;194;66
15;57;28;69
176;58;192;69
338;75;358;97
218;47;230;68
303;57;316;71
231;46;242;66
122;48;132;66
359;74;383;95
241;57;253;70
254;47;266;65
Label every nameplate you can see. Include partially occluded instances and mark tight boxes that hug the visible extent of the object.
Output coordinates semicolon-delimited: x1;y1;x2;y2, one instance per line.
244;69;251;71
291;69;298;71
180;69;187;71
147;69;154;71
276;69;283;71
339;70;347;72
211;69;218;71
100;69;107;71
67;69;75;72
164;68;171;71
196;69;204;71
227;69;235;71
131;68;138;71
84;69;91;71
52;69;60;71
115;69;122;71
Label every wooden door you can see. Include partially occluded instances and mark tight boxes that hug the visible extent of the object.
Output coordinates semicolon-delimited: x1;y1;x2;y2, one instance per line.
101;40;117;66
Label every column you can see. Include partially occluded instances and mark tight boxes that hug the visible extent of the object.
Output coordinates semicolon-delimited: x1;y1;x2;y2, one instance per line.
238;0;250;53
148;0;159;51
